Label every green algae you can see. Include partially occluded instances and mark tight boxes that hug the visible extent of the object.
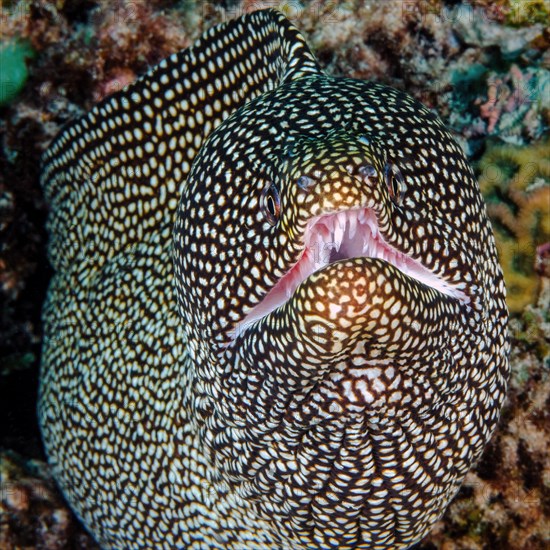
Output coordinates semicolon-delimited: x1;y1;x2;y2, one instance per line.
0;39;35;106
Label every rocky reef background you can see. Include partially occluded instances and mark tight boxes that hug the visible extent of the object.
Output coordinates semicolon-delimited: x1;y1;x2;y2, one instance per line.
1;1;548;548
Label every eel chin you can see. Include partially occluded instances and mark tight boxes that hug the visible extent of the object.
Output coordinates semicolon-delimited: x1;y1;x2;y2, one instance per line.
239;207;469;332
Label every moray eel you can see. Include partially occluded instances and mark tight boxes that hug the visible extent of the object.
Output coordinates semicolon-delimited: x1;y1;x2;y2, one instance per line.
39;9;509;550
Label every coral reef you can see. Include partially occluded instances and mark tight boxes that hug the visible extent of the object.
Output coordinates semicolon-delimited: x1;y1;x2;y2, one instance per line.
478;138;550;312
450;63;550;150
0;450;98;549
1;1;548;548
506;0;550;27
476;65;550;140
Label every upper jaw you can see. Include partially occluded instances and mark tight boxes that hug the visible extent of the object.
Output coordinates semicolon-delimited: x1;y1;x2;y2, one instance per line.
235;207;469;338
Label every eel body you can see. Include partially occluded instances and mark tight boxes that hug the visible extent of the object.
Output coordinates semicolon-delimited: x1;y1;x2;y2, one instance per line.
39;9;509;550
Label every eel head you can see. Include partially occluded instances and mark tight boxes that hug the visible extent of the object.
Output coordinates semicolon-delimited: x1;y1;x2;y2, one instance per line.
173;75;508;546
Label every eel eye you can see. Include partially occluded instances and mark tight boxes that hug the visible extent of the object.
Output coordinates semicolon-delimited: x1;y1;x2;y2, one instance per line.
384;162;405;205
262;184;281;225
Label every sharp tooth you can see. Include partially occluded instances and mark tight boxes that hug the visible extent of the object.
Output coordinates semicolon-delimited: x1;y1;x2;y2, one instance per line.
314;241;324;267
334;215;344;248
372;219;379;238
349;212;357;240
370;223;377;238
334;225;343;250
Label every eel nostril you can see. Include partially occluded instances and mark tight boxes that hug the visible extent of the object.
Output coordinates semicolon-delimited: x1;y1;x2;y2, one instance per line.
357;163;378;180
296;175;316;189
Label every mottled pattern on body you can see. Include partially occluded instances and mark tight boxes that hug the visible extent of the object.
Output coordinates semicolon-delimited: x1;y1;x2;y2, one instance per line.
39;9;509;550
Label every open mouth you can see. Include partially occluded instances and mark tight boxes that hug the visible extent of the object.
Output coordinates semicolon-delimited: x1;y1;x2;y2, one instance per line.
239;208;469;331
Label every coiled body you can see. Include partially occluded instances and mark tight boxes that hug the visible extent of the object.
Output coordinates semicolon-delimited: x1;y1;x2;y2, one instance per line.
39;9;509;549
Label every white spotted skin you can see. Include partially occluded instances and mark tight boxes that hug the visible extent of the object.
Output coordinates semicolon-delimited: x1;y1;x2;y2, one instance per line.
39;9;509;550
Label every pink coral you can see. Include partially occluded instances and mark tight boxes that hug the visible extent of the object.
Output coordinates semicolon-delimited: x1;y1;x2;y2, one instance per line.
479;80;504;133
477;64;541;136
